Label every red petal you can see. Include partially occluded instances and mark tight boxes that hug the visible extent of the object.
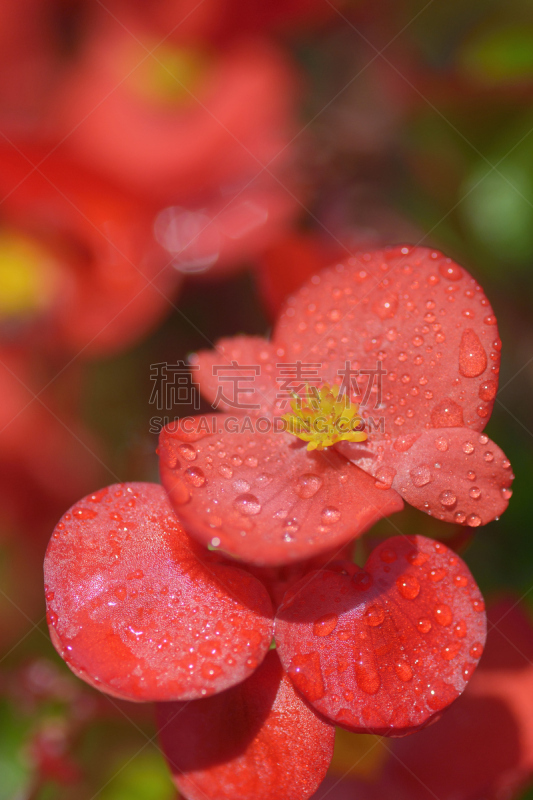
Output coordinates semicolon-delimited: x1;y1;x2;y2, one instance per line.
190;336;281;415
275;535;486;736
157;650;335;800
44;483;273;702
274;245;500;435
338;427;513;525
159;418;403;566
354;599;533;800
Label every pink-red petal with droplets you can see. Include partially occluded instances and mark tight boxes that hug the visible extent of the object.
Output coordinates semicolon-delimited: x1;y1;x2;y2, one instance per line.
157;650;335;800
336;599;533;800
338;427;513;526
159;418;403;566
190;337;282;415
44;483;273;702
274;245;500;435
275;535;486;736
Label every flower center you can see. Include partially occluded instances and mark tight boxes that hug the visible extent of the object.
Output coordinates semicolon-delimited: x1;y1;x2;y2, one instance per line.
0;232;61;318
282;383;368;451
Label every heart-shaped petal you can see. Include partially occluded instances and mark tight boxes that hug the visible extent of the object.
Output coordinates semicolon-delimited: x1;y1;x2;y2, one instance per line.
274;246;500;436
159;418;403;565
190;336;281;415
157;650;335;800
275;535;486;736
338;428;513;525
44;482;273;702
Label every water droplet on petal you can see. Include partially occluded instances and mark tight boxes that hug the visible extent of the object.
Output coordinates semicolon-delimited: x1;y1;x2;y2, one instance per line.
483;450;494;462
289;652;325;701
313;613;338;637
418;618;432;633
394;660;413;681
184;467;206;487
380;548;397;563
321;506;341;524
434;436;449;452
459;329;487;378
355;664;381;695
466;513;482;527
233;494;262;516
73;507;98;520
431;399;464;427
441;641;462;661
439;262;463;281
294;473;323;499
372;292;398;319
469;486;481;499
397;575;420;599
410;466;433;487
439;490;457;508
429;568;447;582
479;380;497;401
473;598;485;613
218;464;233;479
364;605;385;627
178;444;197;461
434;604;453;626
470;642;484;659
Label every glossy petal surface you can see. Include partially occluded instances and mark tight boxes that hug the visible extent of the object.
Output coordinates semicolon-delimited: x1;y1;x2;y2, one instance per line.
44;483;273;701
274;245;500;436
157;650;335;800
159;419;403;565
338;427;513;525
275;535;486;736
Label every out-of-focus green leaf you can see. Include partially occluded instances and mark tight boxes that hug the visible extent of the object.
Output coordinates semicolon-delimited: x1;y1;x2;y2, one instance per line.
99;749;175;800
459;26;533;83
461;161;533;263
0;698;32;800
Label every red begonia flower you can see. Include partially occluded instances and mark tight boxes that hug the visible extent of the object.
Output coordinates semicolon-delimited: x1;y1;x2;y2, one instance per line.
274;245;514;525
315;598;533;800
44;482;274;702
0;144;178;356
159;334;403;566
275;535;486;737
157;649;335;800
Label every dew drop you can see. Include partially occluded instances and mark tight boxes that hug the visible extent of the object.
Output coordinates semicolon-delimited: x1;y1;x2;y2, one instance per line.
470;642;484;659
434;436;449;452
462;662;476;680
233;494;262;516
178;444;197;461
73;507;98;520
479;380;497;402
453;574;468;588
459;329;487;378
218;464;233;479
418;618;432;633
245;456;258;468
289;652;325;701
372;292;398;319
469;486;481;499
466;471;476;481
355;664;381;695
295;473;323;499
483;450;494;463
429;568;447;582
441;641;462;661
321;506;341;524
114;586;127;601
47;610;58;626
439;262;463;281
364;605;385;627
473;598;485;613
439;490;457;508
397;575;420;599
313;613;338;637
431;399;464;427
434;604;453;626
466;513;482;527
501;487;513;500
454;620;467;638
410;466;433;487
184;467;206;487
394;660;413;681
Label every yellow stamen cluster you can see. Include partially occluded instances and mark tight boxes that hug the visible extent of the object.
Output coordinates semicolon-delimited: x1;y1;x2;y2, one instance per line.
282;383;368;451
